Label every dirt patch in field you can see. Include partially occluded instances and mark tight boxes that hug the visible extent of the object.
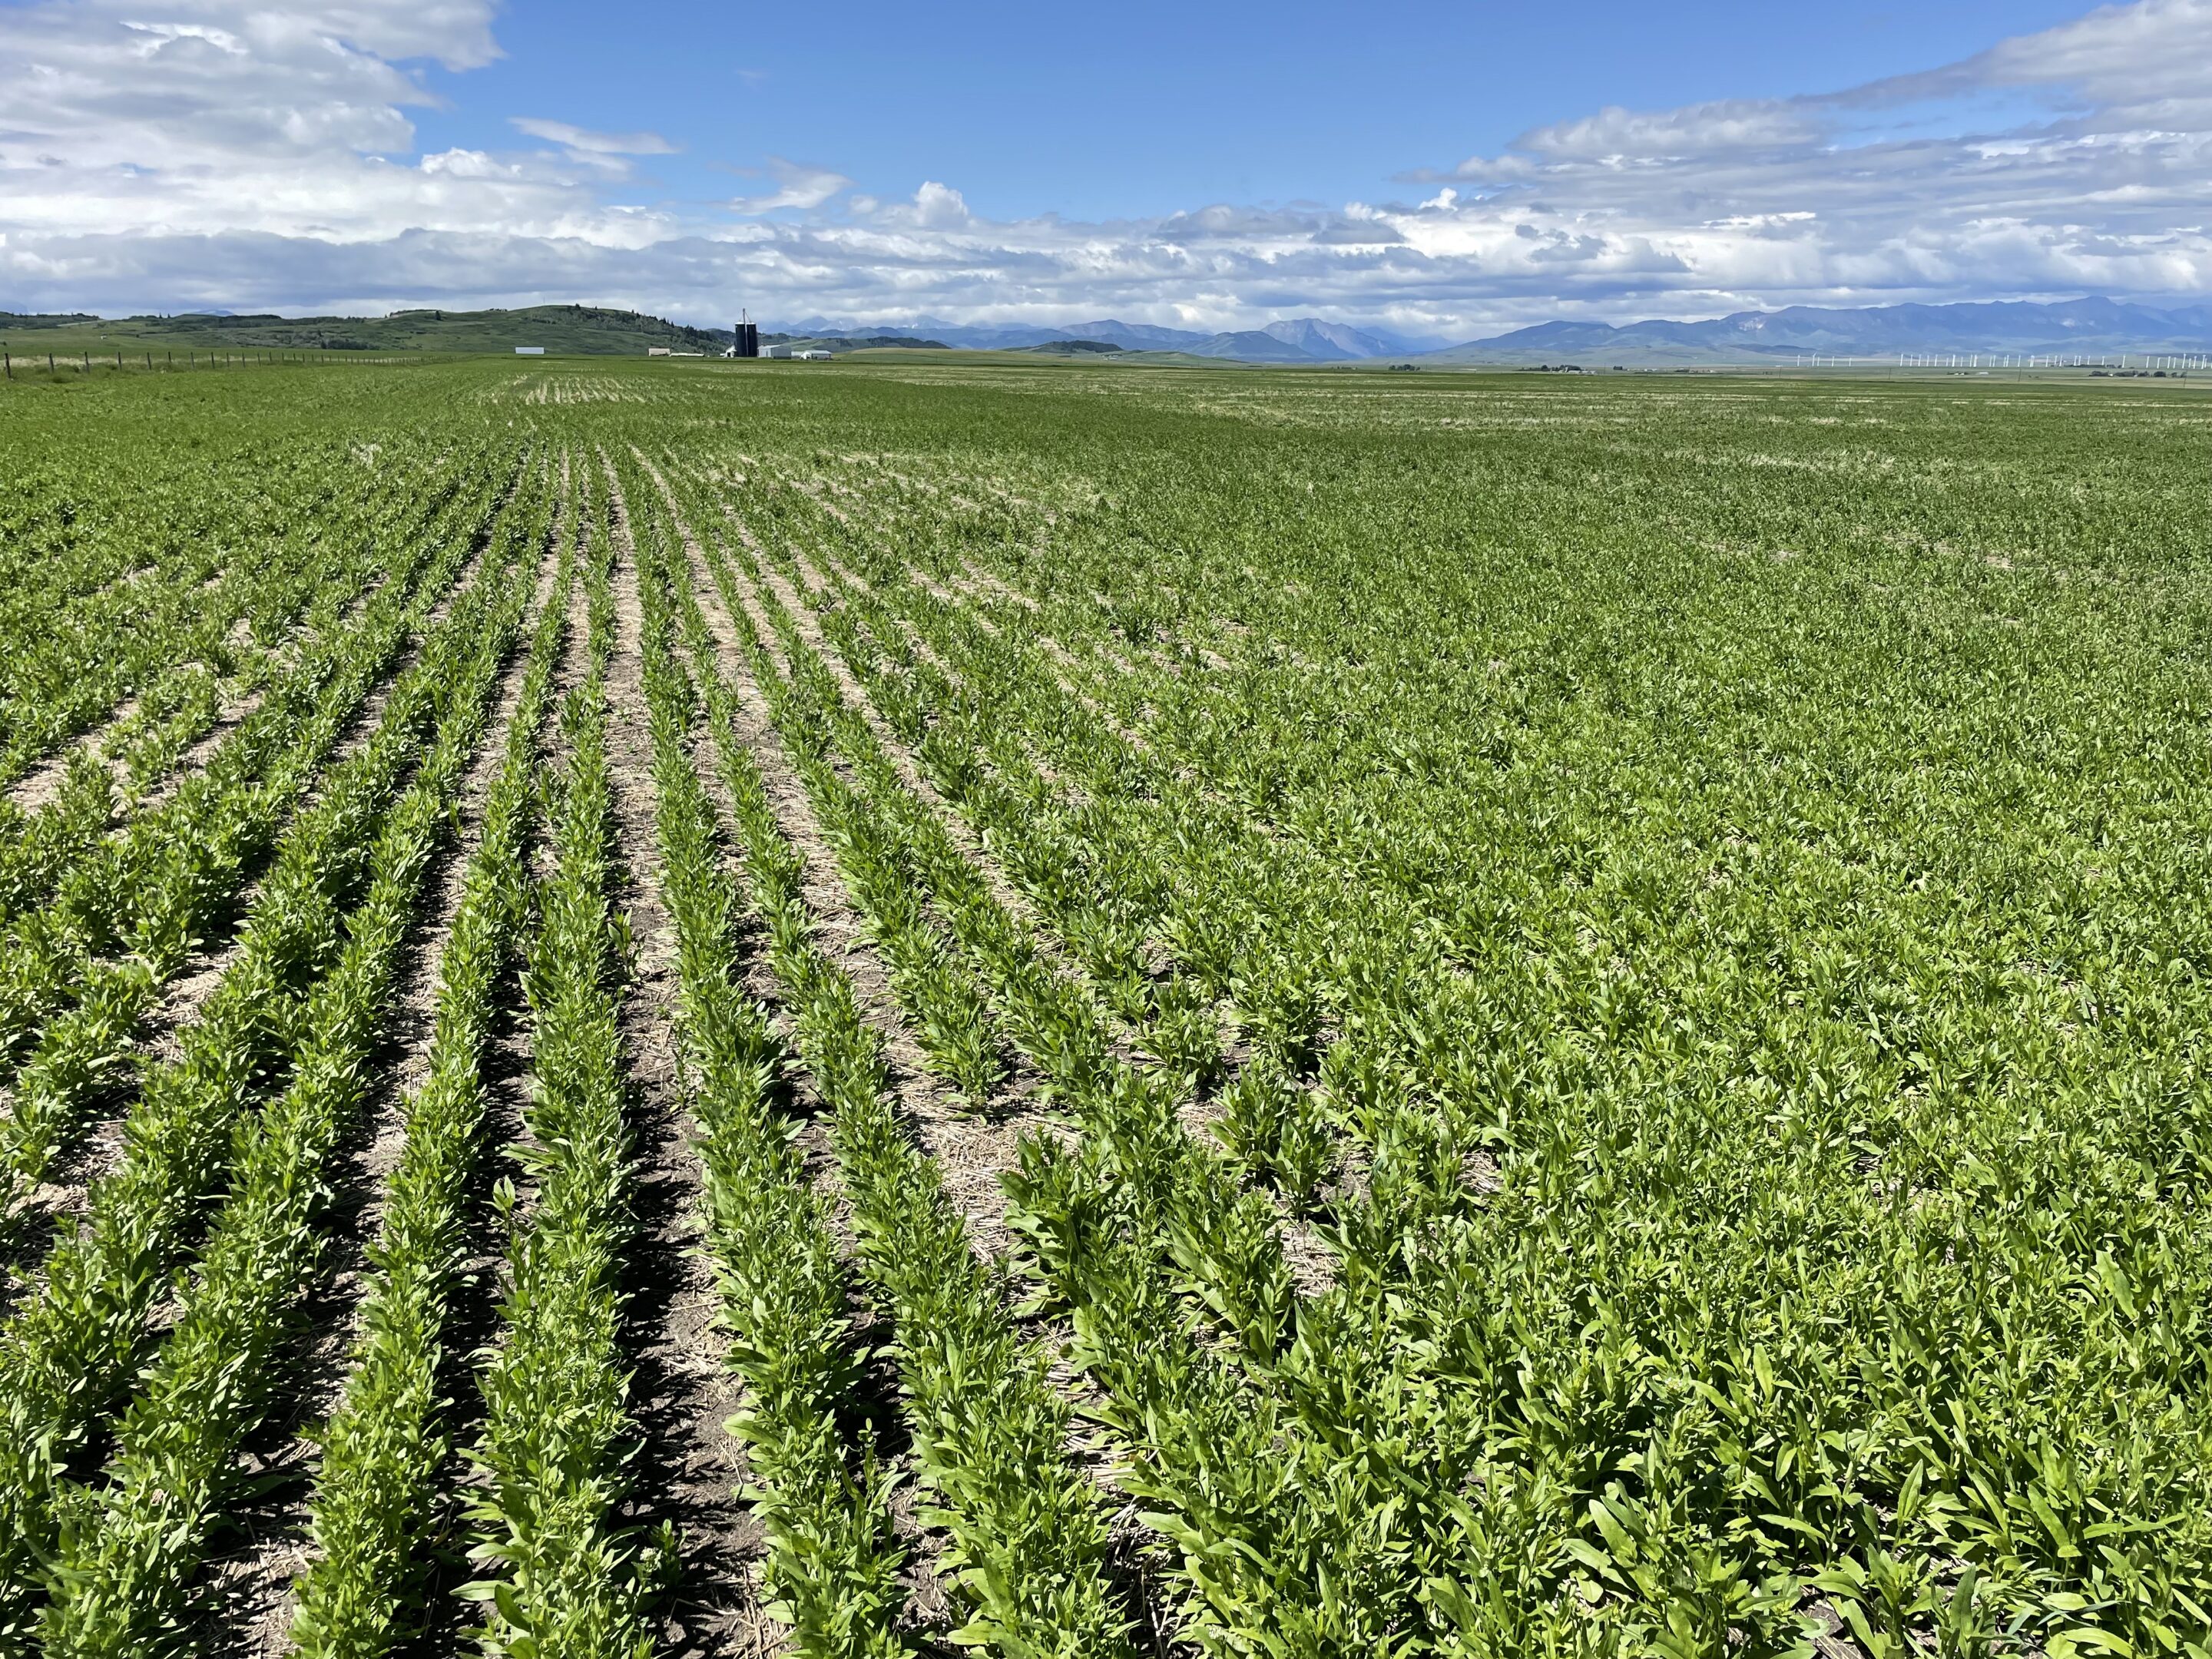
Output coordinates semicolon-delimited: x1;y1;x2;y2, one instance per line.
951;555;1043;614
932;586;1154;757
909;564;995;633
767;473;1343;1326
753;482;1344;1314
812;565;966;691
746;541;1165;1091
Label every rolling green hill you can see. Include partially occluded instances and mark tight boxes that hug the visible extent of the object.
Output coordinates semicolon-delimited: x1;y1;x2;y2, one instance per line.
0;303;733;356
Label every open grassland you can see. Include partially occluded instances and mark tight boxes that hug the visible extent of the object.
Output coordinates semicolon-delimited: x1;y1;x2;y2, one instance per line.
1;356;2208;1658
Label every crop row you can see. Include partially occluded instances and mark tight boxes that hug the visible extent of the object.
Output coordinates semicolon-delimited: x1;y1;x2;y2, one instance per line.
624;474;906;1652
623;449;1138;1655
34;492;542;1654
654;472;1396;1653
0;453;524;1261
459;470;666;1658
0;490;407;933
0;431;464;792
0;461;541;1652
286;463;576;1658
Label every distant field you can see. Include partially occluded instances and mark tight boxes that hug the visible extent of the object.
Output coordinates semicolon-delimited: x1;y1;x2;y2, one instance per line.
2;356;2207;1656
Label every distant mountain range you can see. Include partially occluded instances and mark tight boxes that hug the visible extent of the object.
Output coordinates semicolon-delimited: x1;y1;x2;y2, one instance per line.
8;296;2207;366
1425;297;2212;365
770;314;1439;360
778;296;2212;365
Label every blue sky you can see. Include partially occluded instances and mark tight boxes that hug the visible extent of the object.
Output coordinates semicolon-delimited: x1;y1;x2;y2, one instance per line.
416;0;2093;224
2;0;2209;331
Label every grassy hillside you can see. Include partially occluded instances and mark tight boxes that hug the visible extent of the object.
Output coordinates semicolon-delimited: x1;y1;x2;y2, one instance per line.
0;303;732;356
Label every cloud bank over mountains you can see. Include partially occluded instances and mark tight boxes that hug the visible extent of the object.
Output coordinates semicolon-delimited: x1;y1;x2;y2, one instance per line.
2;0;2210;331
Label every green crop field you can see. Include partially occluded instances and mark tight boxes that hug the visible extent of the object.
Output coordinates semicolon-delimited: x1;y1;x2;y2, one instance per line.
0;354;2207;1659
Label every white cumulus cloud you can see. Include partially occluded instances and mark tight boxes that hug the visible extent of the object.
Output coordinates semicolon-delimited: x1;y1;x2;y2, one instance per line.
5;0;2212;335
910;181;972;228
